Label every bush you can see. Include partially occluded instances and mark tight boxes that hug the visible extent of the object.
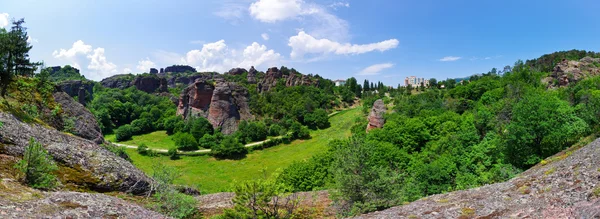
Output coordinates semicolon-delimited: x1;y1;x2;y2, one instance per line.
212;136;247;158
173;132;198;151
221;177;300;218
103;143;131;162
290;122;310;140
131;117;154;134
168;148;179;160
115;124;135;142
151;163;198;218
303;108;330;129
238;121;268;143
163;116;184;135
137;144;149;155
14;138;58;190
268;124;283;136
198;134;217;149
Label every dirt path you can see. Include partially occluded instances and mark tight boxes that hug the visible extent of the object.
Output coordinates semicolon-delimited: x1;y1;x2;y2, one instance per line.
112;138;274;155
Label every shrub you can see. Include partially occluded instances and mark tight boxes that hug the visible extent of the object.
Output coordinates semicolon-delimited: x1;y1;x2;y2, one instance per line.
290;122;310;140
303;108;330;129
173;132;198;151
131;118;154;134
115;124;135;142
14;138;58;190
238;121;268;143
137;144;148;155
212;136;247;158
151;163;198;218
168;148;179;160
268;124;283;136
62;116;77;135
103;143;131;162
163;115;184;135
198;134;217;149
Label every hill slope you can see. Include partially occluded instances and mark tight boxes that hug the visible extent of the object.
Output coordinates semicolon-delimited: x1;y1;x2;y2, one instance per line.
354;137;600;218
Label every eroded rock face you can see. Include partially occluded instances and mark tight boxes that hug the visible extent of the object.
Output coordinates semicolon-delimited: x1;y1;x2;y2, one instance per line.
164;65;197;73
227;68;247;76
247;66;257;84
177;79;253;134
257;67;319;92
366;99;386;132
57;80;94;105
149;68;158;74
549;56;600;87
354;138;600;219
0;112;152;194
53;92;104;144
132;75;168;93
100;75;132;90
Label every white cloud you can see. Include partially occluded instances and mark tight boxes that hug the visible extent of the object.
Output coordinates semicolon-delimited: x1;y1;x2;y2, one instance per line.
439;56;462;62
0;13;9;28
87;48;117;78
329;2;350;10
288;31;399;59
136;58;156;72
214;2;247;24
52;40;120;80
249;0;349;41
249;0;303;23
123;68;132;73
357;63;394;76
261;33;269;41
167;40;281;72
52;40;92;59
190;40;206;45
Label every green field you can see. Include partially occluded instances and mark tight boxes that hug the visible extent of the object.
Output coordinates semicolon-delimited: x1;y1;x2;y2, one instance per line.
106;131;176;150
125;107;363;193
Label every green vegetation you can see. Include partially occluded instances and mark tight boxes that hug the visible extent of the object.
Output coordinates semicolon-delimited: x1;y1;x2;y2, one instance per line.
14;138;58;190
106;131;176;150
149;163;199;218
43;65;86;82
125;108;362;193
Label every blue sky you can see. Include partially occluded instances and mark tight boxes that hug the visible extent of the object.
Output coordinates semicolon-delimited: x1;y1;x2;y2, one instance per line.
2;0;600;85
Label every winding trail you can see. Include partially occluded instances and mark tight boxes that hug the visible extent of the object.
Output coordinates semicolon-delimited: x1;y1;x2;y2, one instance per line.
110;107;354;155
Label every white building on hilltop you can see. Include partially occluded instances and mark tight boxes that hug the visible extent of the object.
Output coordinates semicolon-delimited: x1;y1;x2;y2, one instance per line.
334;79;346;86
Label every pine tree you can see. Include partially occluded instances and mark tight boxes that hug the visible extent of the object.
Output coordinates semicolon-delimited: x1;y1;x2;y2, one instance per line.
0;18;40;96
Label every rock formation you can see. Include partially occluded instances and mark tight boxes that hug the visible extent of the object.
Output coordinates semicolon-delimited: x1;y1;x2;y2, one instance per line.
247;66;257;84
177;79;253;134
164;65;197;73
149;68;158;74
0;112;153;194
131;75;168;93
545;56;600;87
354;138;600;218
57;80;94;105
53;92;104;144
227;68;247;76
257;67;319;92
100;74;133;90
366;99;386;132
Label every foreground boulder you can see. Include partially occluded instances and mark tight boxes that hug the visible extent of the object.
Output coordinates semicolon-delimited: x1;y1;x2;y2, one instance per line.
53;92;104;144
366;99;386;132
354;138;600;218
177;79;253;134
0;112;152;194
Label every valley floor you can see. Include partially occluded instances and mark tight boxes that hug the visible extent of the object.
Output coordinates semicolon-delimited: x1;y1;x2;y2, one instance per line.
124;107;363;193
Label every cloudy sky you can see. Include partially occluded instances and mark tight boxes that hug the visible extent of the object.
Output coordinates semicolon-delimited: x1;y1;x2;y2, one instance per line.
2;0;600;84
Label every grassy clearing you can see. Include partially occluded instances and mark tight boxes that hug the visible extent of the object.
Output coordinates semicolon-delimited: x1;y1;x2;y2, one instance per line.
105;131;176;150
126;107;363;193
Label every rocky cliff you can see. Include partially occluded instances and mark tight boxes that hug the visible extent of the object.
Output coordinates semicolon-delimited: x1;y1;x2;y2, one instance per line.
57;80;94;105
0;112;153;194
354;138;600;218
100;74;133;90
177;79;253;134
164;65;197;73
257;67;319;92
366;99;386;132
53;92;104;144
545;56;600;87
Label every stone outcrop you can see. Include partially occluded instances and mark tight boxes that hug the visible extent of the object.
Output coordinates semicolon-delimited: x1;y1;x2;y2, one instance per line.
366;99;386;132
354;138;600;218
177;79;253;134
164;65;197;73
53;92;104;144
546;56;600;87
227;68;247;76
149;68;158;74
57;80;94;105
258;67;319;92
247;66;257;84
131;75;168;93
0;112;153;194
163;72;221;88
100;74;133;90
